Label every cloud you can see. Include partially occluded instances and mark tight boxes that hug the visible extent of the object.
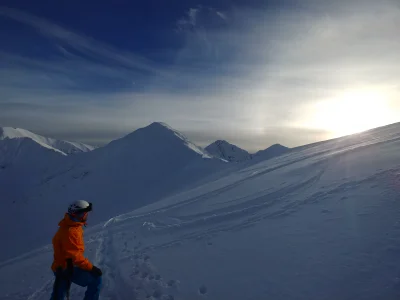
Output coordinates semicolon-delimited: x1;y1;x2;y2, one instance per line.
1;3;400;150
216;11;227;21
176;6;228;32
0;6;166;76
188;8;199;25
177;7;200;31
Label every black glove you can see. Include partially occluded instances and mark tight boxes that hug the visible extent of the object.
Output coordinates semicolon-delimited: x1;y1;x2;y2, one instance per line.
91;265;102;276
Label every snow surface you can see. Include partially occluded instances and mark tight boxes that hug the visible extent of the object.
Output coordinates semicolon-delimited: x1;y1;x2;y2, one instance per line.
205;140;251;162
0;127;95;155
1;122;400;300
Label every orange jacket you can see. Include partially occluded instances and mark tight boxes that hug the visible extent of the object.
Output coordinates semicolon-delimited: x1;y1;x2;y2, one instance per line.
51;214;93;271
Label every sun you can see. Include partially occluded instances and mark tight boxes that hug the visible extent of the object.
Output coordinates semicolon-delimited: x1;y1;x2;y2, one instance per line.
310;88;392;137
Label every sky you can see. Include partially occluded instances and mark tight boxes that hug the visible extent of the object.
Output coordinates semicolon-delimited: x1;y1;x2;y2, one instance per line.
1;0;400;152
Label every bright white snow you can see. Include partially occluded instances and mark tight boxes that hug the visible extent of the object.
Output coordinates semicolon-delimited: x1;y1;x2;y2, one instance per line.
1;122;400;300
0;127;95;155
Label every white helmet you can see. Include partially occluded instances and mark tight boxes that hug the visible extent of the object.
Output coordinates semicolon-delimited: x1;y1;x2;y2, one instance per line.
68;200;92;215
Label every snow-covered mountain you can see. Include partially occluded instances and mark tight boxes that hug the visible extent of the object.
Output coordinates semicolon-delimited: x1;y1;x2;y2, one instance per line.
205;140;251;162
0;127;94;155
0;122;225;259
254;143;289;160
0;137;66;204
205;140;289;163
3;122;400;300
0;127;95;212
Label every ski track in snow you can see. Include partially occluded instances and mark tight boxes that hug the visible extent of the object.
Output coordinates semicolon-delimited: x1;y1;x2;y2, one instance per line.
82;219;178;300
2;123;400;300
26;280;54;300
106;162;400;257
96;228;128;300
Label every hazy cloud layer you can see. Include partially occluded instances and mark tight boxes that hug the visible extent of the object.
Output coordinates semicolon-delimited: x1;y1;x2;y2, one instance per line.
1;1;400;151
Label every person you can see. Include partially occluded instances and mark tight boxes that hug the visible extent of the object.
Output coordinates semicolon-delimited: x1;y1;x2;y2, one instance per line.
50;200;102;300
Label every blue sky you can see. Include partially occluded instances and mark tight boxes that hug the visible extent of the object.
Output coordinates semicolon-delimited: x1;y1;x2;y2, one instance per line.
1;0;400;151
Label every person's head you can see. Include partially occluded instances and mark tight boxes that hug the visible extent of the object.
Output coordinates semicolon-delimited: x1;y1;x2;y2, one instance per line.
68;200;92;222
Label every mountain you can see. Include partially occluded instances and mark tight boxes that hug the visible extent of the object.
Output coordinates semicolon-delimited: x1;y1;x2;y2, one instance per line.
2;122;400;300
0;127;95;215
0;122;225;259
0;127;94;155
0;137;66;202
254;143;289;160
205;140;251;162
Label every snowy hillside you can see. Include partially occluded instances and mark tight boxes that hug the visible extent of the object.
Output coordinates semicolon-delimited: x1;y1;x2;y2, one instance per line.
0;127;95;227
205;140;251;162
1;122;400;300
0;127;94;155
0;137;66;203
0;122;225;259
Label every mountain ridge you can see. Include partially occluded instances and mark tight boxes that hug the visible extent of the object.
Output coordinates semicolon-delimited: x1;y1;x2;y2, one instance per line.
205;140;251;162
0;127;94;155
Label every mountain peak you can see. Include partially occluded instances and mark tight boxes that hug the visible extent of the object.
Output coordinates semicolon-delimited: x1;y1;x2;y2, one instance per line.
111;122;212;159
0;127;33;139
255;143;289;160
206;140;250;162
214;140;230;145
148;122;172;129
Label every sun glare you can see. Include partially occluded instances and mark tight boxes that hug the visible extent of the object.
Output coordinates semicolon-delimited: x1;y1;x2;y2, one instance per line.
310;89;392;137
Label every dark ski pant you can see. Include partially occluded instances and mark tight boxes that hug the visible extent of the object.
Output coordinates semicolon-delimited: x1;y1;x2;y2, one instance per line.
50;267;102;300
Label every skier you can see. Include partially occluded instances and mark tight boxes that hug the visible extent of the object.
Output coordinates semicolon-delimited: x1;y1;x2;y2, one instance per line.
50;200;102;300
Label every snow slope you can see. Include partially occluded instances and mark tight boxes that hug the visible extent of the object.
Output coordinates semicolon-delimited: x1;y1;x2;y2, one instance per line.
0;138;66;202
205;140;251;162
0;127;94;155
0;127;94;233
0;122;225;260
2;122;400;300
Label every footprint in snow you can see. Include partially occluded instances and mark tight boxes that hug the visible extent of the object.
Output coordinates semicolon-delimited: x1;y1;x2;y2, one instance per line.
153;289;162;298
167;279;180;288
199;284;208;295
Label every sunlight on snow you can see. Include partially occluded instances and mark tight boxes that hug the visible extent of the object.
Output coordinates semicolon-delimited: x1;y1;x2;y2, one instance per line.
309;87;395;137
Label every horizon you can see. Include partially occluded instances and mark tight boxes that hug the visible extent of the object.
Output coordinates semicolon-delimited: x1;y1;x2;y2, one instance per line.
1;1;400;152
2;120;399;154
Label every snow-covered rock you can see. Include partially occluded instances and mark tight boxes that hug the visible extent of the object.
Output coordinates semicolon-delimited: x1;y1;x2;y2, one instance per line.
205;140;251;162
0;127;94;155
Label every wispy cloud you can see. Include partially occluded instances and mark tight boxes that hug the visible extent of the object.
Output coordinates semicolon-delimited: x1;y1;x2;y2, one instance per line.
0;6;166;76
177;7;200;31
1;2;400;151
216;11;227;21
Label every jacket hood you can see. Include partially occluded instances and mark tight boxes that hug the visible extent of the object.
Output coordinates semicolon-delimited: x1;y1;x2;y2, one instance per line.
58;213;86;227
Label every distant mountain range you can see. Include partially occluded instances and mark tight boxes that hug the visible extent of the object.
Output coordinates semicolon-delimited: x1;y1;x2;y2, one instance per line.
205;140;289;162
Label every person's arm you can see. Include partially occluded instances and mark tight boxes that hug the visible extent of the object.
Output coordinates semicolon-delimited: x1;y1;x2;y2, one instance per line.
64;227;93;271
